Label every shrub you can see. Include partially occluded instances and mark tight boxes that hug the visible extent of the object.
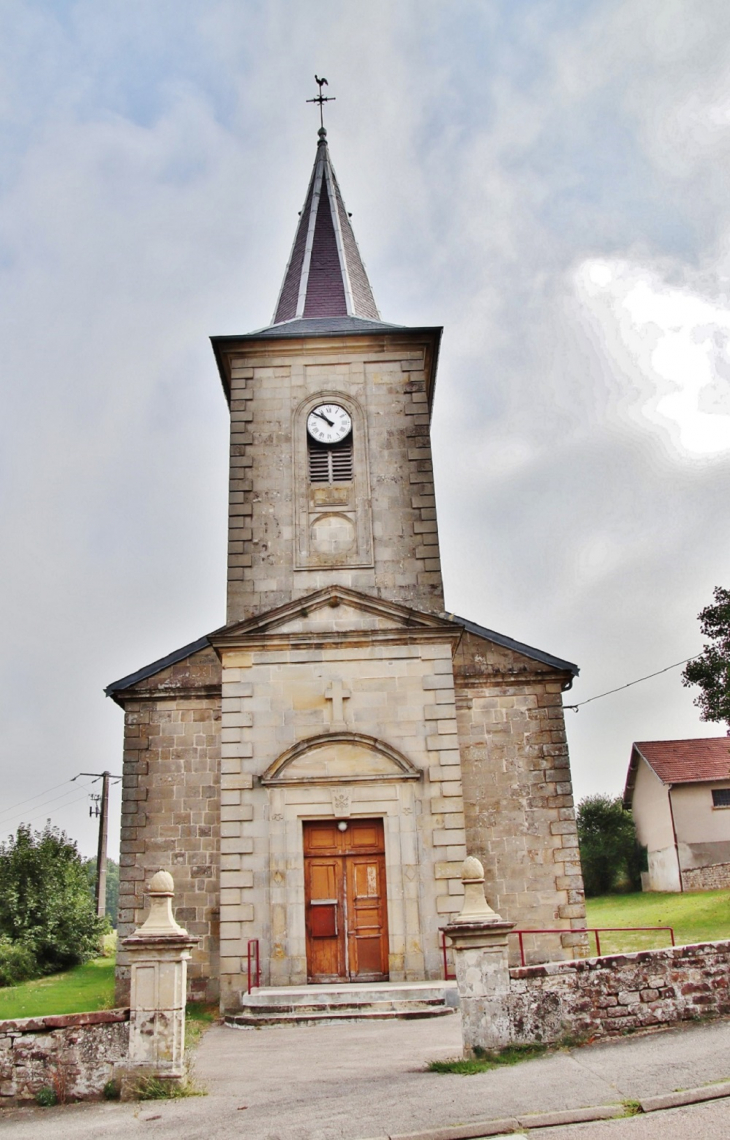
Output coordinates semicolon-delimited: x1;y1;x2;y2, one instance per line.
0;935;38;987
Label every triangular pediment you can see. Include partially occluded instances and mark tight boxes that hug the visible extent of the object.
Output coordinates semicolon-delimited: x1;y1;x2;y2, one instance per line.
261;731;422;786
211;586;456;646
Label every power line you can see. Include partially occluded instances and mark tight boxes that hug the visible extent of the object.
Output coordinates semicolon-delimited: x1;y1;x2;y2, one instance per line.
0;780;96;824
1;770;123;829
4;788;102;832
564;655;698;712
0;778;78;821
0;780;99;832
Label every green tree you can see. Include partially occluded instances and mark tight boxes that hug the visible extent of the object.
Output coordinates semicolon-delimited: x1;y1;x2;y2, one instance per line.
0;823;106;978
576;795;643;897
682;586;730;725
83;857;120;928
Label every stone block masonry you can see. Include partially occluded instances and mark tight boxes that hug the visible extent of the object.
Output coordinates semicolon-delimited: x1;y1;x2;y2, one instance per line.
224;333;445;624
457;938;730;1054
506;941;730;1043
454;631;587;961
214;610;469;1005
682;862;730;890
114;644;221;1005
0;1011;129;1104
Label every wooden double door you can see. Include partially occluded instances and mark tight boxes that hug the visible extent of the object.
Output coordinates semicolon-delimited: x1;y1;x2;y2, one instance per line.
304;818;389;983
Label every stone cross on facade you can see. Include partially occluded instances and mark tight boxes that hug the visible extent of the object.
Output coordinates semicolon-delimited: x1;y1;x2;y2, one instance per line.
325;679;351;728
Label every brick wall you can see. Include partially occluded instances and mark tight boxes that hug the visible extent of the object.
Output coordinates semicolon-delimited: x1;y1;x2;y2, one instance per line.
0;1011;129;1104
454;631;587;962
114;645;221;1004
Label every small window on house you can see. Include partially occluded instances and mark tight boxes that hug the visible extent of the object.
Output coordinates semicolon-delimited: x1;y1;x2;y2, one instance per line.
712;788;730;807
308;435;353;484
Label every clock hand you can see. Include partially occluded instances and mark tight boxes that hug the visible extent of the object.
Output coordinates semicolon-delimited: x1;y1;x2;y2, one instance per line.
313;411;335;427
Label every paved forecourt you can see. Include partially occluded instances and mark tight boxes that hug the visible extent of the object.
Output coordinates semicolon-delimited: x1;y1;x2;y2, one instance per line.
1;1014;730;1139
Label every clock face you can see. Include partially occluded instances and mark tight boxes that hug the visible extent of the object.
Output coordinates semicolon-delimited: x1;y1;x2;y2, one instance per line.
306;403;352;445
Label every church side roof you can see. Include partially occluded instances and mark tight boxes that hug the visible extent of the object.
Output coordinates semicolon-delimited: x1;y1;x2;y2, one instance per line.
105;609;578;700
104;635;210;696
445;613;579;676
272;128;380;325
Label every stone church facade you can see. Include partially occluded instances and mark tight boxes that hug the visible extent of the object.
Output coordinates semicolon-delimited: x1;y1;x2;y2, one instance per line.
108;127;587;1009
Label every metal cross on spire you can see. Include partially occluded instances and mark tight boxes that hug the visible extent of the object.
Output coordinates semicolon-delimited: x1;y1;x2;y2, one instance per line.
307;75;335;130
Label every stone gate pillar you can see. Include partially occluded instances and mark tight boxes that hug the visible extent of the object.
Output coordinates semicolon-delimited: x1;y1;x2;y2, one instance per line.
443;856;515;1055
115;870;198;1097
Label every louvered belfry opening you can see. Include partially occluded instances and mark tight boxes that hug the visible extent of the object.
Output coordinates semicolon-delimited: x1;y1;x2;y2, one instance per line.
308;434;354;483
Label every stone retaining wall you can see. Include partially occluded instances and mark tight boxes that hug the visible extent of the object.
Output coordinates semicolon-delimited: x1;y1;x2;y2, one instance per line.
0;1010;129;1105
682;862;730;891
501;941;730;1045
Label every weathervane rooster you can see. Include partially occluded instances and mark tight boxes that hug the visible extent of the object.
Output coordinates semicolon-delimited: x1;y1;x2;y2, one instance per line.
307;75;335;129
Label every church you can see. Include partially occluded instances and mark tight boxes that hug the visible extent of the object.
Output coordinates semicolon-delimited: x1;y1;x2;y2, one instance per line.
107;120;587;1010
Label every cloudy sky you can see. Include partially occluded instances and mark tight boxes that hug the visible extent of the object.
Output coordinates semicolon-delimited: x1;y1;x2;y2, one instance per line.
2;0;729;859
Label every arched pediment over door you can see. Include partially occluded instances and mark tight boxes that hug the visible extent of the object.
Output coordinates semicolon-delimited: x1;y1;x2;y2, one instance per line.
260;732;422;786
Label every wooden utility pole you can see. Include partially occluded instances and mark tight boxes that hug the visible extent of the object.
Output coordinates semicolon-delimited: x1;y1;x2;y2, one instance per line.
78;770;121;916
95;771;110;917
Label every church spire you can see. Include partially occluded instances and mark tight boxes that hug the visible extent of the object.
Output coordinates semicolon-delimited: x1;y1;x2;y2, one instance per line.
272;127;381;326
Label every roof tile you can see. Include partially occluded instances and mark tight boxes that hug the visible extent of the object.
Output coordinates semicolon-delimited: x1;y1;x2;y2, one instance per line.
635;737;730;784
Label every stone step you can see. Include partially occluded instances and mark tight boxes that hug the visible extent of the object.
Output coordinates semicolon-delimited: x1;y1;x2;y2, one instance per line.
227;1007;455;1027
240;983;455;1008
224;982;459;1027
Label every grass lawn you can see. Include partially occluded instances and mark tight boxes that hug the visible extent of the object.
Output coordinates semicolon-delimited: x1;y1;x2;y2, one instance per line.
2;892;727;1018
0;956;220;1039
0;956;116;1021
585;889;730;954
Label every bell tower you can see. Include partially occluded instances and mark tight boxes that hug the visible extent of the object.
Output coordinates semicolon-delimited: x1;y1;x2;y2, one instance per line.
211;126;444;624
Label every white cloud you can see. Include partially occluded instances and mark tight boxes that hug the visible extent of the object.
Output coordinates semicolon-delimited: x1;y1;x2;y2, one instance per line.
575;258;730;457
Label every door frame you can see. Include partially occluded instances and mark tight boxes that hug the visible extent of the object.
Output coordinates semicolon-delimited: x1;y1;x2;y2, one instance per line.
265;780;428;987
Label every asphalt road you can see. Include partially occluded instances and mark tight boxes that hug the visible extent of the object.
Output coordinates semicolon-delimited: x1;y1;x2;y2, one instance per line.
1;1014;729;1139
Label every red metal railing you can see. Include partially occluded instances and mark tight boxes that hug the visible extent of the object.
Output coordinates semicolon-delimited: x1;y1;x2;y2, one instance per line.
440;925;675;977
441;930;456;980
512;926;675;966
246;939;260;993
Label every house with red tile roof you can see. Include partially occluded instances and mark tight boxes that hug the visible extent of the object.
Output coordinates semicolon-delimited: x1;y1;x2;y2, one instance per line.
624;737;730;891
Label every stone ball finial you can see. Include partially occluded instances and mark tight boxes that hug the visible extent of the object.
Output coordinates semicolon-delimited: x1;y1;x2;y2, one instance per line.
462;856;485;883
135;868;186;937
455;853;502;924
148;869;175;895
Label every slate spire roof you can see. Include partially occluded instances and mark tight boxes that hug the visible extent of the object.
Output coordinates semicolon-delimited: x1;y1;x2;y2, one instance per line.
272;127;381;326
